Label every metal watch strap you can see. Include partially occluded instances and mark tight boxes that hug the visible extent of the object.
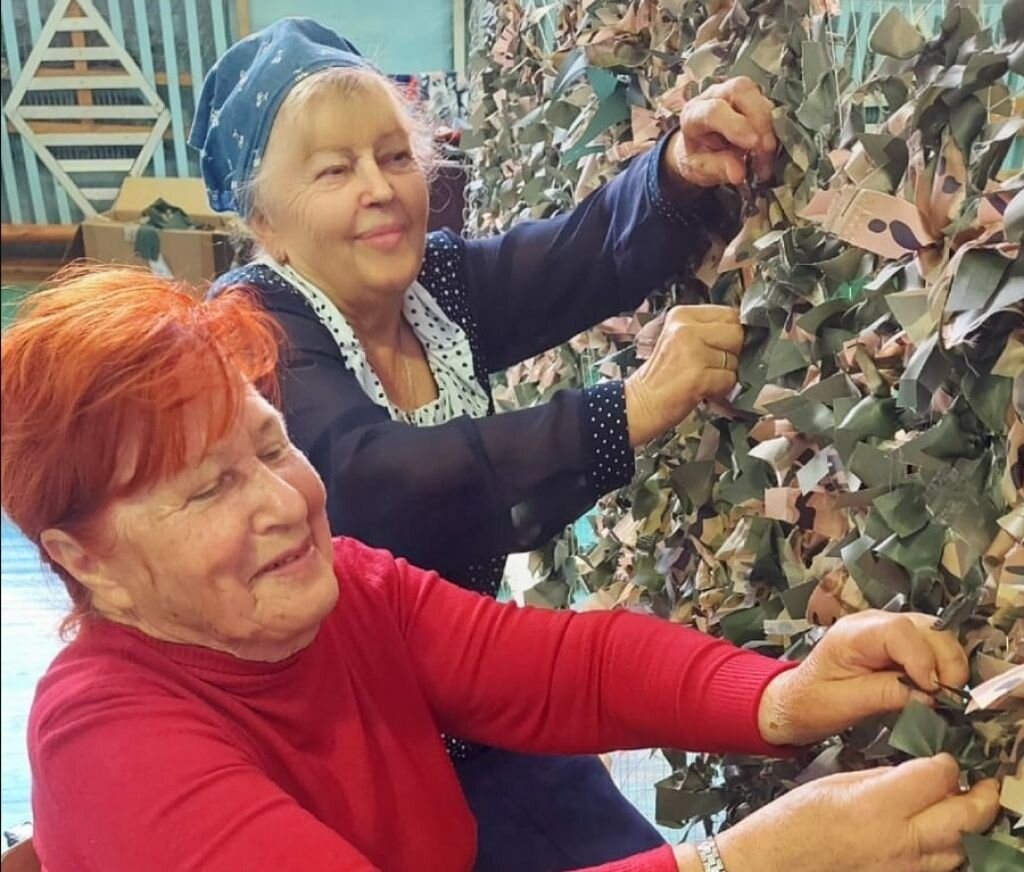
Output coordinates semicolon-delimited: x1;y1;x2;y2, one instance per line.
696;838;727;872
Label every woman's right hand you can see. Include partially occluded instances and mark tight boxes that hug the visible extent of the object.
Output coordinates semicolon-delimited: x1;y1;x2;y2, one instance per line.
624;305;743;447
675;754;1000;872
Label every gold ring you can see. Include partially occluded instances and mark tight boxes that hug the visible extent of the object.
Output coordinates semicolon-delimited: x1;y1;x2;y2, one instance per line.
721;350;728;369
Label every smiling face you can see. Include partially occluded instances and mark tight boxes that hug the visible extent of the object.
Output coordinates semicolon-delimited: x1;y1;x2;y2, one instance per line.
251;71;430;312
73;390;338;661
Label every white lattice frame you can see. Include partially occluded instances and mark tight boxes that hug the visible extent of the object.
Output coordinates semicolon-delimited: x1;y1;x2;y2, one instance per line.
3;0;171;216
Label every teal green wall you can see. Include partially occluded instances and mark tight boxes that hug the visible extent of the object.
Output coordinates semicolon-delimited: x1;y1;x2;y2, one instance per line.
248;1;454;73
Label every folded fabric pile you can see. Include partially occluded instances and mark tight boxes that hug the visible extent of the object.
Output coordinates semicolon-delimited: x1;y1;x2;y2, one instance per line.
466;1;1023;862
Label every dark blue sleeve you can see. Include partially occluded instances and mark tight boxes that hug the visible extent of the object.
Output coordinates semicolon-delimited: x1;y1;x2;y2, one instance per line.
462;136;730;373
253;300;634;573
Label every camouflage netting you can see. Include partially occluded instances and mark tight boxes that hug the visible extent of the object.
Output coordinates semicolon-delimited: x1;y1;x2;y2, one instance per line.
464;0;1023;866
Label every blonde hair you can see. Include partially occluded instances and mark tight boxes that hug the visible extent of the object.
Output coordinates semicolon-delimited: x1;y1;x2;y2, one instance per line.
242;66;436;223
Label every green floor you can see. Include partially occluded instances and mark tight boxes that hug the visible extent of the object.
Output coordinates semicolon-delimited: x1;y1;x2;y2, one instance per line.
1;286;36;333
2;286;58;836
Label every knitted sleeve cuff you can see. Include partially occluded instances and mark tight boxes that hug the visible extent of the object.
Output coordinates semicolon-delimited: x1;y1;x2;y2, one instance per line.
583;381;635;496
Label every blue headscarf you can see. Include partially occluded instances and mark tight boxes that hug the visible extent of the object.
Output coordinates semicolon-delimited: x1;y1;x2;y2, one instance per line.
189;18;374;216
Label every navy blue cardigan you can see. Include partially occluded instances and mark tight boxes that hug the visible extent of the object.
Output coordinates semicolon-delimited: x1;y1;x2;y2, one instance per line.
211;138;727;597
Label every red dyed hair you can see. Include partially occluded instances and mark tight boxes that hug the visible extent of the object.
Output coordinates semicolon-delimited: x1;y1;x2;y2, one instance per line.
0;264;281;636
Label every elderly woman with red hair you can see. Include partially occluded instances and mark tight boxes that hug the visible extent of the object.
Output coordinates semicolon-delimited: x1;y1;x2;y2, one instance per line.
0;266;998;871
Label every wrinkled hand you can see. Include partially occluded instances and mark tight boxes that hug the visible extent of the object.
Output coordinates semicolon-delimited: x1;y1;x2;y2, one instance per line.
668;76;776;188
624;305;743;447
757;610;969;746
709;755;1000;872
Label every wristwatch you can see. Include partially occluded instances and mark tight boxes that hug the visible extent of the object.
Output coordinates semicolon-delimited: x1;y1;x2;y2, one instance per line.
696;837;727;872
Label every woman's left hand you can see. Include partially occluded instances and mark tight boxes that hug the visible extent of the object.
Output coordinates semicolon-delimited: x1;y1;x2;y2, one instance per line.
668;76;777;189
757;610;970;746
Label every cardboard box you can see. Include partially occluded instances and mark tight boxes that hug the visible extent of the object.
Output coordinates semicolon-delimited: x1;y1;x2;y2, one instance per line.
68;177;234;286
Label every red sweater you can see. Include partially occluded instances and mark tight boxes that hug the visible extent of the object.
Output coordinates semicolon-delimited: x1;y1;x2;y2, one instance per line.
29;538;791;871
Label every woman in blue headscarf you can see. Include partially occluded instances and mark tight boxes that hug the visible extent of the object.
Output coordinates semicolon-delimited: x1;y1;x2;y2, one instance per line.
191;17;773;868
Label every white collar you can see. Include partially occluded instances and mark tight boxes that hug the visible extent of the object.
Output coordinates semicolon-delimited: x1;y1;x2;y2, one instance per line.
260;257;490;424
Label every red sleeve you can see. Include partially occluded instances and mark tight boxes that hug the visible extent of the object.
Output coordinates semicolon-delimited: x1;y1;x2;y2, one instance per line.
29;681;377;871
576;845;679;872
360;542;795;756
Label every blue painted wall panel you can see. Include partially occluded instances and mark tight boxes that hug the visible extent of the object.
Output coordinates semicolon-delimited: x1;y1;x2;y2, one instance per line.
248;0;453;74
